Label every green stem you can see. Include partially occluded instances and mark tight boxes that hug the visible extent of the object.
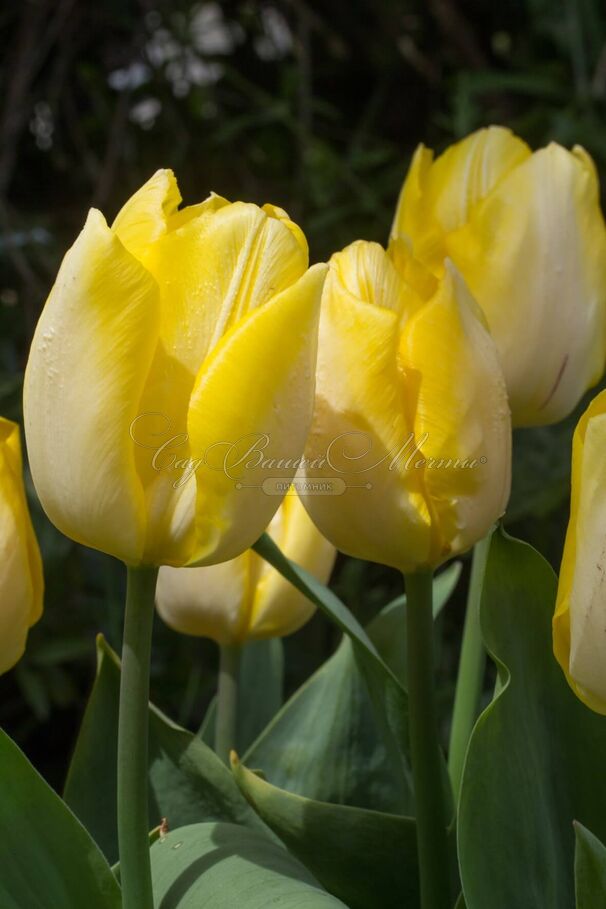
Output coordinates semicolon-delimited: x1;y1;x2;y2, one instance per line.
405;570;451;909
448;534;490;798
117;565;158;909
214;643;240;764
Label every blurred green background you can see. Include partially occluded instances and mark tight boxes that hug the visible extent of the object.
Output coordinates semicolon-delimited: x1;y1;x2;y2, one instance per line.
1;0;605;787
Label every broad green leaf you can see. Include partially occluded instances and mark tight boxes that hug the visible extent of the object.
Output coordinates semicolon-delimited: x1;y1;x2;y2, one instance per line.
459;528;606;909
64;635;266;864
199;638;284;753
243;564;460;812
253;534;411;786
574;822;606;909
150;821;349;907
0;728;121;909
232;757;419;909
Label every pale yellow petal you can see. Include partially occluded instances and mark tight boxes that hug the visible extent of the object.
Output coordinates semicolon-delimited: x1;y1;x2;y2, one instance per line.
130;201;313;566
554;391;606;712
392;127;530;272
184;263;327;567
0;419;43;674
112;169;182;261
247;492;336;639
156;552;251;645
401;263;511;564
23;209;160;564
299;243;431;572
447;143;606;426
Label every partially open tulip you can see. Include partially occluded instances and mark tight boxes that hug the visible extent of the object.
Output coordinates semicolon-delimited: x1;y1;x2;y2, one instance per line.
0;418;43;674
391;126;606;427
553;389;606;713
298;238;511;573
24;170;326;568
156;491;335;644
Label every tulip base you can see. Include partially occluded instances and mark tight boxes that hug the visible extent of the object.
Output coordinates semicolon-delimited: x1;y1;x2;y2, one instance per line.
117;565;159;909
405;570;451;909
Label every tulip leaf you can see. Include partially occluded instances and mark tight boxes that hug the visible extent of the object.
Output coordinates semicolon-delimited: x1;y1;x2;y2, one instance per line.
0;728;121;909
150;821;348;907
199;638;284;753
458;527;606;909
64;635;267;864
231;756;419;909
253;534;412;786
244;562;461;812
574;822;606;909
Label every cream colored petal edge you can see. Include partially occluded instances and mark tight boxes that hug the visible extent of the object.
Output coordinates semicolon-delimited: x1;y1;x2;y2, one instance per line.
185;262;327;567
24;209;160;564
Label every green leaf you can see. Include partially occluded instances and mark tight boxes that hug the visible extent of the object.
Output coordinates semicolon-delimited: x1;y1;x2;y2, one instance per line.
199;638;284;753
150;821;349;907
232;756;419;909
253;534;411;787
64;635;267;864
458;528;606;909
244;560;460;812
0;728;121;909
574;822;606;909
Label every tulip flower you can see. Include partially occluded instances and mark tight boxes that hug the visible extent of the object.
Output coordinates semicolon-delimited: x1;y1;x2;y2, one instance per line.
0;418;43;675
391;126;606;427
298;238;511;574
23;170;326;569
553;388;606;714
156;491;336;644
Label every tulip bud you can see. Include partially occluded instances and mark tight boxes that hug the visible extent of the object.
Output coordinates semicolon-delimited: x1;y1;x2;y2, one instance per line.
156;492;335;644
0;418;43;674
298;238;511;574
553;389;606;713
24;171;326;568
392;126;606;427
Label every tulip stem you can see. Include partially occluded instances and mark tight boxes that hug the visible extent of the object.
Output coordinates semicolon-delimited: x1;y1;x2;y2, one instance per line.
448;534;490;799
405;569;451;909
215;643;240;764
117;565;158;909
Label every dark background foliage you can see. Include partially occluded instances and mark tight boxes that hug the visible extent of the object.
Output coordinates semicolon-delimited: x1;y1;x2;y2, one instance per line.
1;0;605;788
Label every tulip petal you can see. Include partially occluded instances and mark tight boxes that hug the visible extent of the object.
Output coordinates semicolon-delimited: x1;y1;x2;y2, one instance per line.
299;243;432;572
392;127;530;271
0;420;43;674
446;143;606;425
401;263;511;563
185;263;327;566
156;554;251;645
553;391;606;712
24;210;160;564
144;201;309;374
249;492;335;639
112;169;182;261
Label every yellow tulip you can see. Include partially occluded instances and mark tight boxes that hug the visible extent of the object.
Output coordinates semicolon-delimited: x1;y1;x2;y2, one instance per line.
391;126;606;427
297;238;511;573
0;418;43;674
553;389;606;713
156;491;335;644
24;170;326;568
